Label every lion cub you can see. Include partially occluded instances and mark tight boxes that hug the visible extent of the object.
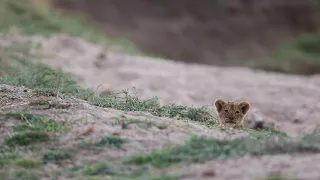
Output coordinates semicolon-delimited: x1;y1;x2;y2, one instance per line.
215;98;250;129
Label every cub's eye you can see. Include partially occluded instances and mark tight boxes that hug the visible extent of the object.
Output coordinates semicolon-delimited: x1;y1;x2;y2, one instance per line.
224;110;229;113
235;111;240;114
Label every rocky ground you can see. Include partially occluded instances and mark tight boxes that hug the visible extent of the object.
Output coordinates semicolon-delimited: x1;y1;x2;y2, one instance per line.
1;33;320;180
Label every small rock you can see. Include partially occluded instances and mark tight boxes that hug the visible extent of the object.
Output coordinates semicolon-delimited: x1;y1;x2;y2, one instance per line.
293;118;302;124
200;169;216;177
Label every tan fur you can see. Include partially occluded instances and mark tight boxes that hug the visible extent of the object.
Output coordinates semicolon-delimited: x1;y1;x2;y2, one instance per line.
215;98;250;129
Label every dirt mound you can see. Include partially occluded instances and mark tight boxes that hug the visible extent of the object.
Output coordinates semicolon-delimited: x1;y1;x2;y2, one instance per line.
19;34;318;137
0;84;243;150
52;0;320;66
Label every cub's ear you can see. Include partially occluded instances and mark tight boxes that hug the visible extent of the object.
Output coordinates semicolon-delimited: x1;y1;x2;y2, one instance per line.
215;98;226;113
239;101;250;114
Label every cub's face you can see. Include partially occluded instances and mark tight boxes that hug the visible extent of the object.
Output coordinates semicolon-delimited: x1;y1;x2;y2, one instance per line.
215;98;250;124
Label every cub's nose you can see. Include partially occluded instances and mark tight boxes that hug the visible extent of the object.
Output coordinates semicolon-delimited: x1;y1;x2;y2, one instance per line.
229;117;234;120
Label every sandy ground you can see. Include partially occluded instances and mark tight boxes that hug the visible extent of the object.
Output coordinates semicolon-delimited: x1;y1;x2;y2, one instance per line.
1;34;320;179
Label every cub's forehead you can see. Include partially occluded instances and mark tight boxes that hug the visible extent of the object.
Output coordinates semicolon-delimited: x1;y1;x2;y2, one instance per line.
223;102;241;110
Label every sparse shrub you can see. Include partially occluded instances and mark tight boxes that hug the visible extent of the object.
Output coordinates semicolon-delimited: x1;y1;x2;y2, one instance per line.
95;136;128;149
84;162;117;176
0;170;40;180
1;111;67;133
115;116;167;129
43;149;73;164
151;176;179;180
1;112;67;147
15;159;43;168
5;131;50;146
0;112;42;121
0;151;18;168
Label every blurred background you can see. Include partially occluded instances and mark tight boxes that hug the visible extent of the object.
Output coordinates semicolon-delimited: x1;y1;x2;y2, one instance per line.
1;0;319;75
51;0;320;74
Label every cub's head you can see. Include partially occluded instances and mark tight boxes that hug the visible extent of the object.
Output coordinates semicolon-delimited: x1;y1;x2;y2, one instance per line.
215;98;250;123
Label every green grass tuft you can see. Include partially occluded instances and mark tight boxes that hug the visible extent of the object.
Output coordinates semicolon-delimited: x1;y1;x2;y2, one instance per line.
115;116;168;129
5;131;50;146
0;111;67;133
246;128;289;139
95;136;128;149
84;162;118;176
1;112;66;147
150;176;180;180
15;159;43;168
0;112;42;121
0;170;40;180
0;150;18;168
43;149;73;164
257;175;297;180
113;174;180;180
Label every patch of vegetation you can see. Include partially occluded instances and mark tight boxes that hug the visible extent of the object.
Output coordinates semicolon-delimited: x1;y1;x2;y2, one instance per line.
0;170;40;180
79;162;180;180
0;150;18;168
14;118;67;134
43;149;73;164
113;174;180;180
95;136;128;149
5;131;51;146
67;165;84;178
151;176;179;180
298;127;320;150
257;175;297;180
15;159;43;168
1;111;67;133
0;63;217;126
1;112;66;146
92;92;216;126
246;128;289;139
0;87;11;92
115;116;168;129
0;111;41;121
124;130;320;168
150;176;180;180
84;162;118;176
29;99;51;106
249;33;320;75
29;99;72;109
